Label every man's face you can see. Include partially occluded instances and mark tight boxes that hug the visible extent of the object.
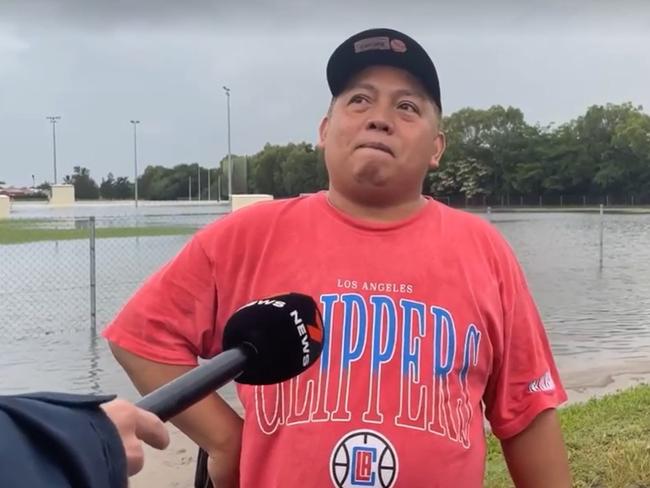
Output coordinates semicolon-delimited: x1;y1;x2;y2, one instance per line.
319;65;445;205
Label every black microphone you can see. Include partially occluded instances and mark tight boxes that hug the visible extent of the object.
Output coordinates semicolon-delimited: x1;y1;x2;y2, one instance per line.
135;292;324;421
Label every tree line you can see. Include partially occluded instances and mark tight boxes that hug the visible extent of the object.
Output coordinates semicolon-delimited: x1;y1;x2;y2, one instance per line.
26;102;649;205
429;102;650;205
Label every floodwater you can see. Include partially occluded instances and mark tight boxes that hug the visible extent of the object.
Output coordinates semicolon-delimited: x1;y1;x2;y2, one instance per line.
1;203;649;407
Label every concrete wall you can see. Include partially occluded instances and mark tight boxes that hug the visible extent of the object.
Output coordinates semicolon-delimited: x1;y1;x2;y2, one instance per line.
49;184;75;206
0;195;10;219
231;194;273;212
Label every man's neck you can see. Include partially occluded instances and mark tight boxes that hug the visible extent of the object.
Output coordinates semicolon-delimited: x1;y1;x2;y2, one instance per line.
326;189;427;222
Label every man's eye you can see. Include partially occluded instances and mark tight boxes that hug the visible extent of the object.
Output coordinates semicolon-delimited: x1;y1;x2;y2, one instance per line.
349;95;369;104
398;102;419;113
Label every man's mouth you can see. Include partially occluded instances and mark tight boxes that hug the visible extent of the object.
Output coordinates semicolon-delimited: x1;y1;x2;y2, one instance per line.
357;142;394;157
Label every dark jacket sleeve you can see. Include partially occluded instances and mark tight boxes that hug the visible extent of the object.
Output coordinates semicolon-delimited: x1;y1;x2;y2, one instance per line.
0;392;128;488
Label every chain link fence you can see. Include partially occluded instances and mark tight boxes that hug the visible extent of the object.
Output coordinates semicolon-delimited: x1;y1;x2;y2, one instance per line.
435;193;650;208
2;194;646;342
1;219;92;339
0;196;640;341
93;216;202;330
0;214;221;341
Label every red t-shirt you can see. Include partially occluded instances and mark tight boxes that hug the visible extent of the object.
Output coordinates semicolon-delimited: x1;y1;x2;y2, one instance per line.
103;192;567;487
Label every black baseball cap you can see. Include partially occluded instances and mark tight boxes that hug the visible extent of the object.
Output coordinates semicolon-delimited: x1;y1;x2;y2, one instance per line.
326;28;442;112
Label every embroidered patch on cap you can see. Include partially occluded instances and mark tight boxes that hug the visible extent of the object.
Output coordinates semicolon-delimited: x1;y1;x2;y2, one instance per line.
354;36;390;53
390;39;407;52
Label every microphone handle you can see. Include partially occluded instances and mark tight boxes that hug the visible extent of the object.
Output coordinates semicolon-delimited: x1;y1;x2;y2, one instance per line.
135;346;251;421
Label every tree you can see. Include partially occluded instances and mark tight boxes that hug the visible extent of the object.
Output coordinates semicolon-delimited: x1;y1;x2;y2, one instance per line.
280;143;327;196
113;177;134;199
100;173;133;200
426;102;650;205
246;143;328;198
83;102;650;205
63;166;99;199
137;163;218;200
100;173;116;199
217;155;247;198
428;107;507;199
248;144;292;196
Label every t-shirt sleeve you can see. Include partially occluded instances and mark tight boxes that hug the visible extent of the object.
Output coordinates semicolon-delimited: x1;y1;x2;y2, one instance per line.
0;393;127;488
102;234;219;366
482;233;568;440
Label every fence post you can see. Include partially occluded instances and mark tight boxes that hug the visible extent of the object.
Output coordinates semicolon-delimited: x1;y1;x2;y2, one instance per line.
599;204;604;269
89;216;97;332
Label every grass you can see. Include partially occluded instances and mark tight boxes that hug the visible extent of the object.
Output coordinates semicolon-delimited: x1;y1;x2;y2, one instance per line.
485;384;650;487
0;219;196;244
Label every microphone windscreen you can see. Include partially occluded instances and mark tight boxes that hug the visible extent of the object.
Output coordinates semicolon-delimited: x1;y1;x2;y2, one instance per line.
222;293;324;384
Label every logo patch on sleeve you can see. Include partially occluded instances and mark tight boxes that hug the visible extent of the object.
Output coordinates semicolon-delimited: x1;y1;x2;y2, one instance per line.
528;371;555;393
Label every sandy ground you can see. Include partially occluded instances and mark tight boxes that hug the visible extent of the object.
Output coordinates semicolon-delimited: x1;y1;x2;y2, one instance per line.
129;427;200;488
128;360;650;488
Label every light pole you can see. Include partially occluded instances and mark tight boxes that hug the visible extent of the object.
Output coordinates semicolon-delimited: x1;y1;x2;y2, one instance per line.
46;116;61;184
130;120;140;207
207;168;211;201
223;86;232;201
197;163;201;201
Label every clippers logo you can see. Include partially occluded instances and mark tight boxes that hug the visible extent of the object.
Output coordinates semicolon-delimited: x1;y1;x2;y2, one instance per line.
352;447;376;484
330;430;398;488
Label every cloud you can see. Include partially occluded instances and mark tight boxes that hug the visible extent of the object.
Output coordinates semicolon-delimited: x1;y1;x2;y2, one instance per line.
0;26;29;52
1;0;649;186
0;25;30;79
1;0;648;37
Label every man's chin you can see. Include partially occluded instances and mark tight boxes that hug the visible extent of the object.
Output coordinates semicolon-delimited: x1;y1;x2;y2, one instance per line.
351;160;391;186
353;172;389;188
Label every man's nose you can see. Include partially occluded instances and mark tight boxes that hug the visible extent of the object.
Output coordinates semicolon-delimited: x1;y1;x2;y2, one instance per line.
366;119;393;134
365;106;394;134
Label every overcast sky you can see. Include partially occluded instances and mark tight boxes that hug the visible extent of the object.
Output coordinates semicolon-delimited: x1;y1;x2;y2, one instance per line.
1;0;649;186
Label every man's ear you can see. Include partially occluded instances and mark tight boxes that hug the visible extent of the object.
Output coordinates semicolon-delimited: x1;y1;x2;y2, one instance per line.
317;115;329;149
429;131;446;170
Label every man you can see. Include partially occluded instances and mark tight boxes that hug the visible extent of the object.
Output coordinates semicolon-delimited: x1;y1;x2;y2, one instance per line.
0;393;169;487
104;28;571;487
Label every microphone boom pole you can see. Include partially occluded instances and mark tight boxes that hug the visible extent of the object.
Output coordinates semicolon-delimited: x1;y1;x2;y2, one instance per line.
135;346;252;422
134;292;323;423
